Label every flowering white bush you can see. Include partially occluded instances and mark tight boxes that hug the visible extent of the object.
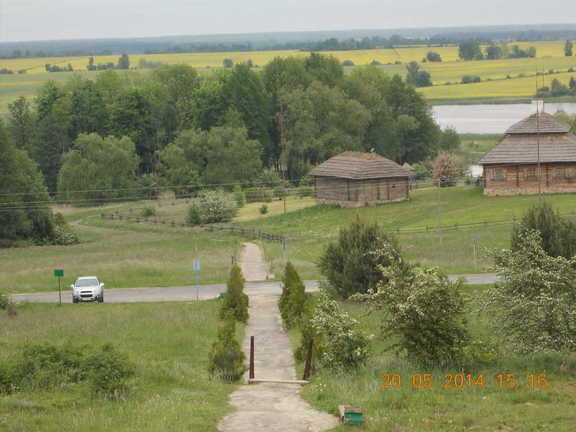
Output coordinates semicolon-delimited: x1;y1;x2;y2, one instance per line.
309;290;369;370
187;190;237;225
488;227;576;353
354;244;469;367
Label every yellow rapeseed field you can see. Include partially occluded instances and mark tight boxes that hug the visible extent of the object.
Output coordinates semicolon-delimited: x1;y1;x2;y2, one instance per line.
419;71;576;99
0;40;574;112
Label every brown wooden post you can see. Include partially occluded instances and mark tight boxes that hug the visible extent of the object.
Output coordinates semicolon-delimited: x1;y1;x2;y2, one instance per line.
303;339;314;381
249;336;255;380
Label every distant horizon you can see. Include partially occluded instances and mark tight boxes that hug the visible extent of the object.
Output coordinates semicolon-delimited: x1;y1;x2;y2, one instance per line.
2;22;576;45
2;0;576;43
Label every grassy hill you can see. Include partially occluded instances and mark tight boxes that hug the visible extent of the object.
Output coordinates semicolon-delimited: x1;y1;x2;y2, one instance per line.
295;286;576;431
0;205;240;294
239;187;576;277
0;300;241;431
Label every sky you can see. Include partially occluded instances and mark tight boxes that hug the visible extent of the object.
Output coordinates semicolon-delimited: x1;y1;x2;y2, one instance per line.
1;0;575;42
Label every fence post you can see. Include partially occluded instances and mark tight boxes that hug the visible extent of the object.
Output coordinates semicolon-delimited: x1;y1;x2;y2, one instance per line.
249;336;255;380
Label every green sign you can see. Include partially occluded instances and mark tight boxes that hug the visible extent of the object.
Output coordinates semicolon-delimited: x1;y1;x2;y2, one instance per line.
54;269;64;278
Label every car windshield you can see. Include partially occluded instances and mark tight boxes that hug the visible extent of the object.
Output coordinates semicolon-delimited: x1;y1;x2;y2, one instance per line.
76;278;98;287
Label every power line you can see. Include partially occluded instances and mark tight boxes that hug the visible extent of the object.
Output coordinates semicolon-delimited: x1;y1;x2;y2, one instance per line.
0;175;468;213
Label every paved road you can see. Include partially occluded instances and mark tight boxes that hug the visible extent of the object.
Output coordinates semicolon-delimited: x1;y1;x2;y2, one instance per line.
9;281;319;304
10;274;499;304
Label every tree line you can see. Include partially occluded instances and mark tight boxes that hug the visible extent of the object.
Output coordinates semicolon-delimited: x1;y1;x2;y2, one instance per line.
458;41;537;61
7;54;448;191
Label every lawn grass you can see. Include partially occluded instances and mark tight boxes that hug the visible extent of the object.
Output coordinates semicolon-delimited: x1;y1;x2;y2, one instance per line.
0;207;241;294
459;134;501;164
293;286;576;431
243;187;576;277
0;300;242;431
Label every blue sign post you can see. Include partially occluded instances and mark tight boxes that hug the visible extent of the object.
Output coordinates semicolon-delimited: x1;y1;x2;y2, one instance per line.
192;259;201;300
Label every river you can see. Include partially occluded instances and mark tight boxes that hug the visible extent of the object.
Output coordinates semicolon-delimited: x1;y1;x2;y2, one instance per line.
433;102;576;134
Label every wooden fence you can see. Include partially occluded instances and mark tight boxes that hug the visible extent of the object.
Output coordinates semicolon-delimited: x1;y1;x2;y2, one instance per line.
100;212;286;243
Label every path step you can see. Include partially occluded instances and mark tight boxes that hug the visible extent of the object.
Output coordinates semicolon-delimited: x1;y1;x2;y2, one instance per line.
248;378;309;385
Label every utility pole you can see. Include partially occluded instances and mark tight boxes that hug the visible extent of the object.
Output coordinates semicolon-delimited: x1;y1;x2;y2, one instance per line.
436;178;443;245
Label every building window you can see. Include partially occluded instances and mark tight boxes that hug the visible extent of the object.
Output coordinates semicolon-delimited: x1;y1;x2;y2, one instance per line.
525;167;538;180
491;168;505;181
566;167;576;179
554;167;566;179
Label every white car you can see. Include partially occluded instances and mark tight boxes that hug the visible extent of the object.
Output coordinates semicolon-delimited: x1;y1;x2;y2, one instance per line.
71;276;105;303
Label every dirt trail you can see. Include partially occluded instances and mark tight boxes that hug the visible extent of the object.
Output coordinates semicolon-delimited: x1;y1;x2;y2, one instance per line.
218;243;337;432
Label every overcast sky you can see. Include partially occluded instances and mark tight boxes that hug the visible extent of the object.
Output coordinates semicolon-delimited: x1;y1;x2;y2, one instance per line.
1;0;574;42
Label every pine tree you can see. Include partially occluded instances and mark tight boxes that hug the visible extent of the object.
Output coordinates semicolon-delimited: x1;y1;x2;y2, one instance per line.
207;314;246;381
220;265;249;322
279;262;307;328
511;202;576;259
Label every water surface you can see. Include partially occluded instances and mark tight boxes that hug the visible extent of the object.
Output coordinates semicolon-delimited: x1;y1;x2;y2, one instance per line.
433;102;576;134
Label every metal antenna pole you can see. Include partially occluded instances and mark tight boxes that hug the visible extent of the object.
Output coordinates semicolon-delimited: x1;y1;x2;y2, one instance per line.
536;102;542;197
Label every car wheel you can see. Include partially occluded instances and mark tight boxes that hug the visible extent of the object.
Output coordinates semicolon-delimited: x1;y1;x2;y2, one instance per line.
73;297;79;304
99;294;104;303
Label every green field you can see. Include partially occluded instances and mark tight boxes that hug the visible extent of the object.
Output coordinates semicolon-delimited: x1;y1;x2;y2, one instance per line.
293;287;576;431
0;300;241;431
243;187;576;278
1;40;575;112
0;205;241;294
37;185;575;284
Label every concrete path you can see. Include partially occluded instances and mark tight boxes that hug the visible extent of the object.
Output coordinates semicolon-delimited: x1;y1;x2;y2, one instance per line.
218;243;338;432
10;274;500;304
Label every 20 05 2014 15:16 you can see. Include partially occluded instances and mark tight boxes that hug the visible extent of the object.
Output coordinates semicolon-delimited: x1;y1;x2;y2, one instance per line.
380;373;549;389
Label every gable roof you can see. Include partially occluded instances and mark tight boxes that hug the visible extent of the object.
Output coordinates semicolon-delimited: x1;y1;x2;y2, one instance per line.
310;151;410;179
478;133;576;165
506;112;570;134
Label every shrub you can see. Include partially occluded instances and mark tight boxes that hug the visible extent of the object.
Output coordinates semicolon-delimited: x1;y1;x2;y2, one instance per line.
0;292;9;310
319;217;403;299
431;152;463;187
233;185;246;208
279;262;308;328
342;60;355;66
511;202;576;258
259;204;268;215
85;344;134;399
1;343;134;398
187;190;237;225
11;344;88;391
256;168;283;187
461;75;481;84
208;317;245;382
489;228;576;352
273;184;288;199
0;362;13;394
220;265;249;323
306;290;369;370
51;213;80;245
370;60;382;66
426;51;442;62
140;206;156;218
297;185;313;198
245;187;273;203
354;245;470;367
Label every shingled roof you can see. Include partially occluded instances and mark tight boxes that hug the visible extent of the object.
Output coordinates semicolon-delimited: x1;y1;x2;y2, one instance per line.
310;151;410;179
506;112;570;134
479;113;576;165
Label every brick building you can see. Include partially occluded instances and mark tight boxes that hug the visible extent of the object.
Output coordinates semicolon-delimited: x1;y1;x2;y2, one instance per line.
310;151;411;207
479;112;576;196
